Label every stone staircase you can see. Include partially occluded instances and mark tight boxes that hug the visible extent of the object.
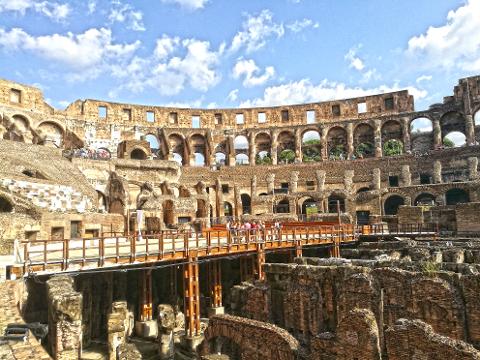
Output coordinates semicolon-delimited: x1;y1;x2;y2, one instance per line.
0;178;92;213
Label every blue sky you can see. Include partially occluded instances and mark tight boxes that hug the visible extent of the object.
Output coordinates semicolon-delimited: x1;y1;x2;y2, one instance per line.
0;0;479;111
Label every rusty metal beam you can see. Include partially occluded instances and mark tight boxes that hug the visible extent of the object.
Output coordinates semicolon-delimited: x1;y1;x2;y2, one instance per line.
139;269;153;321
208;260;222;308
184;255;201;337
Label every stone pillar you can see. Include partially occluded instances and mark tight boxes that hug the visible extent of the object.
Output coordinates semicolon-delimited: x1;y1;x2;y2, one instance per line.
250;176;257;203
465;115;475;145
346;123;354;159
267;173;275;194
215;179;222;218
135;269;157;338
433;119;442;149
320;127;328;160
315;170;326;193
248;132;255;164
271;144;278;165
402;118;411;152
295;129;302;163
157;304;176;360
400;165;411;187
227;136;235;167
344;170;354;194
433;160;442;184
290;171;299;193
108;301;133;360
46;276;82;360
373;120;382;157
372;168;381;190
468;157;478;180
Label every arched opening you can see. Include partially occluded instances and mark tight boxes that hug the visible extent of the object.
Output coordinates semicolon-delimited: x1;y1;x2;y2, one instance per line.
97;147;111;159
97;191;107;211
414;193;435;206
255;133;272;164
440;111;466;141
384;195;404;215
191;134;207;167
37;121;64;147
163;200;174;226
5;115;29;142
443;131;466;148
383;139;403;156
235;154;249;165
276;131;295;163
223;202;233;217
145;134;161;159
302;130;321;162
327;127;347;160
279;149;295;164
410;117;433;152
357;187;370;193
241;194;251;215
234;135;249;165
131;148;147;160
475;110;480;126
214;152;226;165
274;199;290;214
328;195;345;213
445;188;469;205
0;197;13;212
301;198;317;215
475;110;480;144
353;124;374;158
169;134;186;165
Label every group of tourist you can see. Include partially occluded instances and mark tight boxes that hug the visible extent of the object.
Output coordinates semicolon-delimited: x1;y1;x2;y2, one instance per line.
226;220;282;241
63;147;111;160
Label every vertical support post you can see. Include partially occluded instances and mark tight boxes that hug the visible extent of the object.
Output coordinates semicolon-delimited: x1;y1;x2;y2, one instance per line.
139;269;153;322
207;260;224;316
240;256;254;282
295;241;303;258
184;255;201;338
256;243;265;281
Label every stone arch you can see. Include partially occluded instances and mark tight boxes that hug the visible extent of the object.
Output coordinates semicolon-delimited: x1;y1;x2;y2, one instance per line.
145;134;162;159
3;114;31;142
302;130;321;162
254;132;272;164
223;201;233;217
353;123;374;158
382;120;403;143
384;195;404;215
445;188;469;205
276;130;295;164
97;190;108;211
190;133;207;167
234;135;249;165
214;141;228;166
410;117;433;152
443;131;466;147
440;111;466;139
37;121;64;147
168;133;186;165
328;194;345;213
0;196;13;212
130;148;147;160
274;198;290;214
241;193;251;215
414;193;436;206
301;197;318;215
327;126;347;159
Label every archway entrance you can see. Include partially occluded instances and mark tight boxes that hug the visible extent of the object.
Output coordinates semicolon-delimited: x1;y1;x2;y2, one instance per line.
445;189;469;205
384;195;404;215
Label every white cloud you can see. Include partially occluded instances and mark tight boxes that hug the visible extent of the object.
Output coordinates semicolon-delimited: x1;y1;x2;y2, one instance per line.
286;18;319;33
109;0;145;32
0;0;70;21
232;58;275;87
227;89;239;102
0;27;140;80
58;100;71;108
112;35;222;96
345;45;365;71
230;10;284;53
416;75;432;84
160;0;209;10
87;0;96;14
239;78;427;107
406;0;480;72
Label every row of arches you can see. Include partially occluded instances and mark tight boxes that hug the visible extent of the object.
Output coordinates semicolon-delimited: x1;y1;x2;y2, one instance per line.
2;115;65;147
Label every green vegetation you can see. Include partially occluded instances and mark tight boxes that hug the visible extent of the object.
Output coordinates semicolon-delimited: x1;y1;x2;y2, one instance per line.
329;144;346;159
383;139;403;156
443;137;455;148
279;149;295;163
255;153;272;165
420;260;440;277
356;142;374;157
302;141;321;162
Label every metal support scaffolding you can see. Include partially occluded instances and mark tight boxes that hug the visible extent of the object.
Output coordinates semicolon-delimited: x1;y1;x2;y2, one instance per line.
256;243;265;281
208;260;222;308
139;269;153;321
184;255;201;337
240;256;254;282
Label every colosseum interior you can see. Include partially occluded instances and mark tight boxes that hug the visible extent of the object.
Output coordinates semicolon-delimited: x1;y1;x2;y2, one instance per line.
0;75;480;359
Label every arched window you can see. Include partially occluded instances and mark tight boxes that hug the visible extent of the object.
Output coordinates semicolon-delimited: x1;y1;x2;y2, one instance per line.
194;153;205;166
235;153;249;165
410;117;433;152
301;198;317;215
172;153;183;165
353;124;374;158
274;199;290;214
384;195;404;215
131;148;147;160
255;133;272;164
214;152;226;165
445;188;469;205
241;194;251;215
383;139;403;156
223;202;233;217
328;195;345;213
443;131;466;148
302;130;321;162
414;193;435;206
327;127;347;159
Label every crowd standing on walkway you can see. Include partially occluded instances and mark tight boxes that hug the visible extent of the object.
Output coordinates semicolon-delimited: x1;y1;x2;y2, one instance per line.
226;220;282;242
